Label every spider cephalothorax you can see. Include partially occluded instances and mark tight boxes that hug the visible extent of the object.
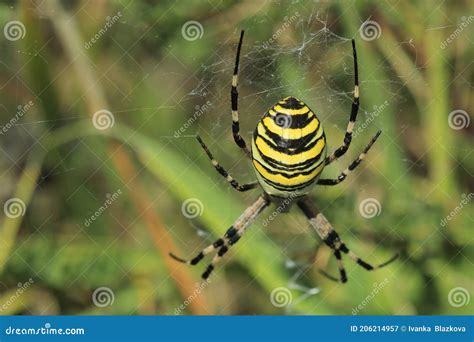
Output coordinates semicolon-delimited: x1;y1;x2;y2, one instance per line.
170;30;397;282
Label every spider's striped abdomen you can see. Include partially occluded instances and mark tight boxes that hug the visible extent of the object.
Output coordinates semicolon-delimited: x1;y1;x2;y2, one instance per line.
251;96;326;198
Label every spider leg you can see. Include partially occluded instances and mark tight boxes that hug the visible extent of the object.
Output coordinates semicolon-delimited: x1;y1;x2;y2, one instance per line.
202;244;230;279
297;197;398;283
325;39;359;166
196;135;259;192
339;244;399;271
170;194;270;279
201;205;263;279
169;236;226;265
317;130;381;186
314;248;348;283
201;195;270;279
230;30;251;156
200;229;245;280
169;224;243;266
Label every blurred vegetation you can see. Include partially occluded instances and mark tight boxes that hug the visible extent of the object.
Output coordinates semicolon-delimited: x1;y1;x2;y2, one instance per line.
0;0;472;315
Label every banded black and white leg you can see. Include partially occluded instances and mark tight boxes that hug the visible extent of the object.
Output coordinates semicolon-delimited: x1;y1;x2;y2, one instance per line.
317;130;381;186
170;195;270;279
196;135;259;192
201;195;270;279
230;30;250;156
325;39;360;166
297;197;398;283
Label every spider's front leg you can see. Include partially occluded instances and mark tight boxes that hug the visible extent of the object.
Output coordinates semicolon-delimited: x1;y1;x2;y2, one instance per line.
297;196;398;283
170;194;270;280
325;39;360;165
196;135;259;192
317;130;381;186
230;30;251;156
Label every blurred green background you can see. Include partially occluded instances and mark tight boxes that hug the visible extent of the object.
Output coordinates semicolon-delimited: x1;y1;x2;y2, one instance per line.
0;0;472;315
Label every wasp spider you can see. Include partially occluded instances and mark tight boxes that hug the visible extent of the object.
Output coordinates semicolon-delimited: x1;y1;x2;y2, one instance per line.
170;31;398;282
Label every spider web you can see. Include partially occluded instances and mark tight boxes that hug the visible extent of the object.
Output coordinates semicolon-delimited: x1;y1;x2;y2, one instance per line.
178;7;406;143
188;20;353;137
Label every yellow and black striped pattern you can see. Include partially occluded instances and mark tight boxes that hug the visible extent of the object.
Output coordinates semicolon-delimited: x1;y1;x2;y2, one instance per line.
251;96;327;197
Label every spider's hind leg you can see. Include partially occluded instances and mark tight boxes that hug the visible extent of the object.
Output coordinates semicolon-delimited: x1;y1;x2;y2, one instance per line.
169;224;242;266
169;194;270;280
169;236;226;266
339;243;399;271
297;197;398;283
